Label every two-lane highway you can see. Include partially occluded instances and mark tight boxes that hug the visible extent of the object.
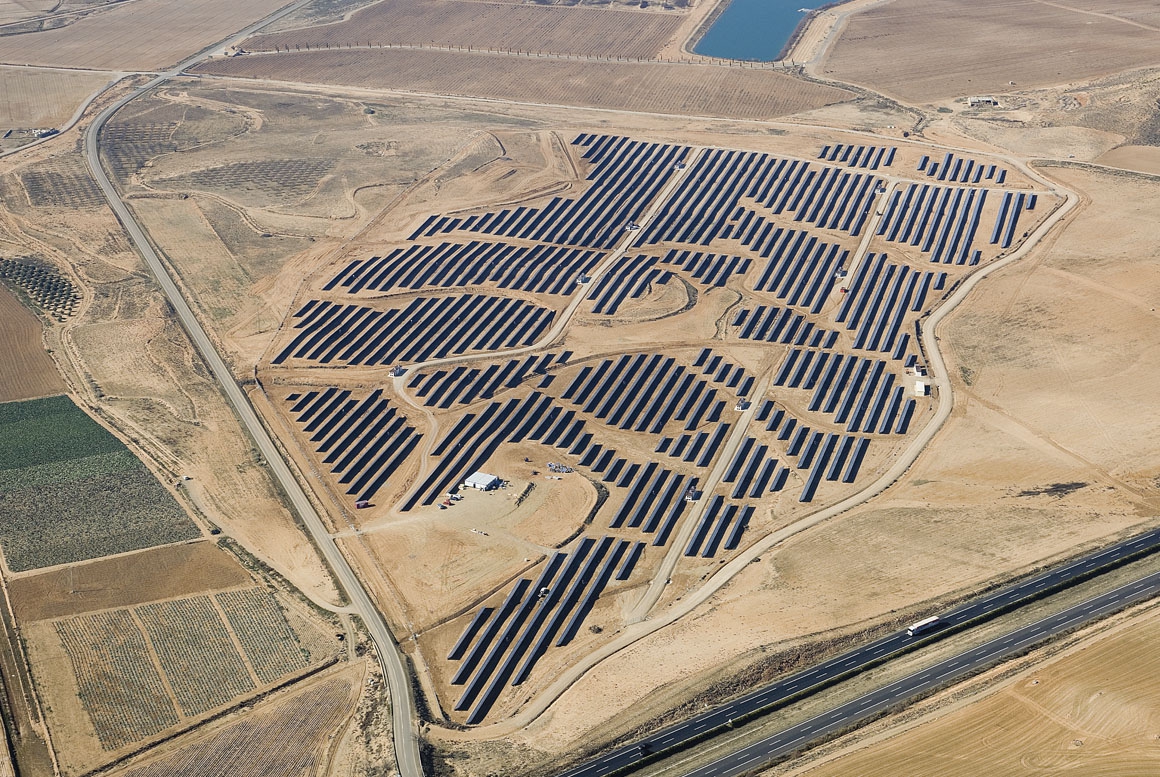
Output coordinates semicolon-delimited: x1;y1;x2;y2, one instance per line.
558;525;1160;777
80;4;424;777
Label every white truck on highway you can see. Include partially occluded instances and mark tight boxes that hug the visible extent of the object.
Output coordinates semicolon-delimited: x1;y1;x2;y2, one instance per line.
906;616;940;637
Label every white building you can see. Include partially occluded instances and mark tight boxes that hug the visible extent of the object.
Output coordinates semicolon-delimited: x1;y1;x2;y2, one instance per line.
464;472;501;491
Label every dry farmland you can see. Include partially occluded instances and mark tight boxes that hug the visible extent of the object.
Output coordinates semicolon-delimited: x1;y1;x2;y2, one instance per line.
8;542;252;622
0;66;110;131
112;674;358;777
0;0;289;70
822;0;1160;103
247;0;684;59
794;609;1160;777
197;50;853;120
0;284;64;403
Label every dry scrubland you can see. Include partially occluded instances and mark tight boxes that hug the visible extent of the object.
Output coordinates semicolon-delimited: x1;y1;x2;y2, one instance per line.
248;0;684;59
0;285;64;402
0;0;288;70
823;0;1160;103
0;140;339;603
795;609;1160;777
0;67;110;131
196;51;853;120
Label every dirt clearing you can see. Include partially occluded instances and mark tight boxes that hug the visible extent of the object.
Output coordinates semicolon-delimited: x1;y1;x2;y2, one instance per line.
822;0;1160;103
0;285;64;402
196;50;854;121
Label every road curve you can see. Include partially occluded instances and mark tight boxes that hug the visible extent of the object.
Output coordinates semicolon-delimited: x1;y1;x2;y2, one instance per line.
79;4;424;777
557;524;1160;776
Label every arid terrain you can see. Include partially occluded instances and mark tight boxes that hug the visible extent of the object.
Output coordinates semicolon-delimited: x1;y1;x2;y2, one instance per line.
0;0;1157;776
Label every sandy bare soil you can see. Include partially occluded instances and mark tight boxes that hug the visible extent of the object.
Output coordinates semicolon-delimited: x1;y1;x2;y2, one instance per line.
247;0;685;60
821;0;1160;103
792;606;1160;777
7;541;251;622
0;285;65;402
195;50;854;121
0;67;111;132
0;0;288;70
1097;144;1160;175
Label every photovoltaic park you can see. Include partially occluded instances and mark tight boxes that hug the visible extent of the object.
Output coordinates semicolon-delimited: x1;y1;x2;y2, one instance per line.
262;132;1053;724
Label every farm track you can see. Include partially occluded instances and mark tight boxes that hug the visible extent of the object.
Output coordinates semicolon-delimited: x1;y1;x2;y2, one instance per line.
79;3;424;777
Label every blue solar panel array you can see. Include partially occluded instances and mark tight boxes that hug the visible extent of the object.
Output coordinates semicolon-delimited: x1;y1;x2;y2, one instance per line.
274;295;555;366
819;143;896;170
407;352;571;408
750;228;850;312
409;135;689;249
685;497;756;557
732;305;839;348
918;151;1006;184
659;249;749;288
835;253;936;359
875;183;988;265
990;190;1036;249
448;531;643;724
560;348;749;435
772;347;914;436
287;389;421;502
586;254;670;314
324;241;604;295
638;148;883;245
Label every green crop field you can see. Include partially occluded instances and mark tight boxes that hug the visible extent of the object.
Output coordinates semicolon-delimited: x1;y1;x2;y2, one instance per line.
0;395;200;571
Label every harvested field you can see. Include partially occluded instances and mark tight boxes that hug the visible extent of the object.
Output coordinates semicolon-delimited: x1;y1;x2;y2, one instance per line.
795;611;1160;777
0;66;109;130
0;284;64;403
0;395;200;572
0;0;290;70
823;0;1160;103
196;51;854;120
8;542;251;622
113;674;358;777
247;0;683;59
55;610;180;750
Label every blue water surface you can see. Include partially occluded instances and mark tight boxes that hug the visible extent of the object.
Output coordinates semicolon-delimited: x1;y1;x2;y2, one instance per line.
693;0;831;61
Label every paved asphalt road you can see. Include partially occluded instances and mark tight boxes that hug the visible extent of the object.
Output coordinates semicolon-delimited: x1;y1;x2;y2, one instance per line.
691;567;1160;777
79;6;424;777
558;525;1160;777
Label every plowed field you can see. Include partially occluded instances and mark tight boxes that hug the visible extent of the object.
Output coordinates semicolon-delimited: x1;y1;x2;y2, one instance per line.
0;285;64;403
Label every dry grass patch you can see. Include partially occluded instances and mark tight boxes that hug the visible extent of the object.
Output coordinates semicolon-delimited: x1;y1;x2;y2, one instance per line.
795;611;1160;777
196;50;854;120
0;285;64;402
823;0;1160;103
8;542;251;622
248;0;684;59
0;0;290;70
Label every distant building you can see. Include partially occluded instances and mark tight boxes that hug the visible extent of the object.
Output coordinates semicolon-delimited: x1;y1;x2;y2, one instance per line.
464;472;501;491
914;380;930;397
